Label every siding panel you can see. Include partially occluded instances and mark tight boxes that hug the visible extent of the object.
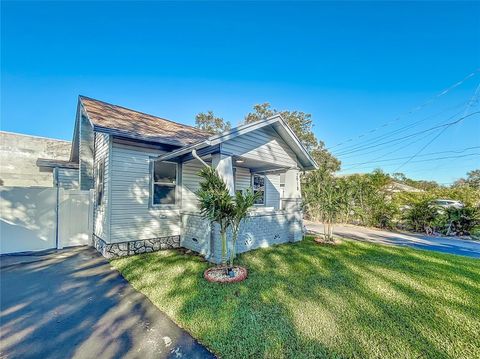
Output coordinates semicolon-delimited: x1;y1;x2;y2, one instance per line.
57;168;79;189
265;173;281;209
181;159;204;211
222;126;297;167
235;167;251;192
109;142;181;243
93;133;110;241
79;114;94;190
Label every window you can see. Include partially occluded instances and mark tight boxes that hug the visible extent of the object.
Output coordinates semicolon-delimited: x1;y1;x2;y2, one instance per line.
252;174;265;205
96;159;105;206
151;160;177;206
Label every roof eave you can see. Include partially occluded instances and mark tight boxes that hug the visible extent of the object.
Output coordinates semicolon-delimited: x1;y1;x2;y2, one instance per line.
158;115;318;171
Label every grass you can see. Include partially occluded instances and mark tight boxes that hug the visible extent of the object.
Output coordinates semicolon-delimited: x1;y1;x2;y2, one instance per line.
111;237;480;359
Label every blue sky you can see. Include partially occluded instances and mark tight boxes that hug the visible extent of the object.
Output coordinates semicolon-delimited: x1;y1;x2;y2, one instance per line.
1;1;479;184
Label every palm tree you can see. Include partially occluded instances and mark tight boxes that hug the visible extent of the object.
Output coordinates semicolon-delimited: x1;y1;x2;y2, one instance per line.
196;167;234;266
229;188;260;267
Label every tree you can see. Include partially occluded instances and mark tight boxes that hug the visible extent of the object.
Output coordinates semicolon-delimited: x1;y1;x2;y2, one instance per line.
228;188;260;267
244;103;340;172
454;169;480;189
303;169;346;241
195;111;231;134
196;167;260;268
196;167;234;266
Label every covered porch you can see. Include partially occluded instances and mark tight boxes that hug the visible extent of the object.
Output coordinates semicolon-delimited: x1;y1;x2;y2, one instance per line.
155;115;316;263
179;152;304;263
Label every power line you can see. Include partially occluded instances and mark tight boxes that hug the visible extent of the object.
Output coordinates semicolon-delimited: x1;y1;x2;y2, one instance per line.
334;104;468;157
407;153;479;164
393;86;480;172
334;111;480;157
327;69;480;150
341;146;480;168
340;153;479;171
393;156;480;175
338;129;439;160
332;100;470;155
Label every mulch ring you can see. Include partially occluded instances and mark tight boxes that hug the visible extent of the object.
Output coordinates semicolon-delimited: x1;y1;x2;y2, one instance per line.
314;236;340;245
204;266;248;283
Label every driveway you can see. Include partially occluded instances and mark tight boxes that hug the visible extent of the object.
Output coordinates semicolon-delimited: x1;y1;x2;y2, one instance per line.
0;247;215;359
305;221;480;259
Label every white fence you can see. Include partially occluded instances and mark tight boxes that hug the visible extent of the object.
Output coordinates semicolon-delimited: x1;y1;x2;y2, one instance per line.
0;187;93;254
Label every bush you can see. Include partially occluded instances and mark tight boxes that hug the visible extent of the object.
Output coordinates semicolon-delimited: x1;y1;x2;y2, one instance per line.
402;200;438;233
434;206;480;236
372;202;399;229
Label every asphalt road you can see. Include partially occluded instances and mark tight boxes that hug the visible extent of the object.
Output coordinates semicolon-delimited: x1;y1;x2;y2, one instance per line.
305;221;480;259
0;247;215;359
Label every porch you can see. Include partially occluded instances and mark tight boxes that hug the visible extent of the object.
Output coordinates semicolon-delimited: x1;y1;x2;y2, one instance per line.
159;146;305;263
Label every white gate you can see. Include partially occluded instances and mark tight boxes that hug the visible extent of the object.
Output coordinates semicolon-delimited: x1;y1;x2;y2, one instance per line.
0;187;93;254
57;189;93;249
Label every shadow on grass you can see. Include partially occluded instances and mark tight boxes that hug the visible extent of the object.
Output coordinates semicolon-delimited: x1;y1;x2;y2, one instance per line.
113;237;480;359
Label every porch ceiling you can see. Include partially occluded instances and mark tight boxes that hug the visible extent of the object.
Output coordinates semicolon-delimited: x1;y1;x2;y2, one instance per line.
182;152;288;173
231;155;289;173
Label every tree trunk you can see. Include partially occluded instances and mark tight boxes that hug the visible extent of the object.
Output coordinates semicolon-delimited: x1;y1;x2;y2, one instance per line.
220;222;227;266
230;228;238;267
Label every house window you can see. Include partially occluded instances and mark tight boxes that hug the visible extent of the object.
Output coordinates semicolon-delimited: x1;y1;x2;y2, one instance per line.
96;159;105;206
252;174;265;205
151;160;177;206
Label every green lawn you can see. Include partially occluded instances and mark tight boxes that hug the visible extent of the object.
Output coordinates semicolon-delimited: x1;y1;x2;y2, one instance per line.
111;237;480;359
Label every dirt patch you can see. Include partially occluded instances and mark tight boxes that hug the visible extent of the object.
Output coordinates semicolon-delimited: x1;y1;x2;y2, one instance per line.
204;266;248;283
314;237;340;245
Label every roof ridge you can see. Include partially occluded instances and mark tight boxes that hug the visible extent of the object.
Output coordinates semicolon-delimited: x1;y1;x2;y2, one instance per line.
78;95;209;134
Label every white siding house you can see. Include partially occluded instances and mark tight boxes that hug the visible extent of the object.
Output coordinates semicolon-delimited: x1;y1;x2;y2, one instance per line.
62;96;317;261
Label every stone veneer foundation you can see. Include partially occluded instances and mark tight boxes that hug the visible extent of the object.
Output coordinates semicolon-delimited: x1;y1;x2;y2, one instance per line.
93;235;180;259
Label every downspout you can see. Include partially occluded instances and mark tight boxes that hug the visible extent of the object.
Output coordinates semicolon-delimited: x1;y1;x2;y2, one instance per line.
191;149;215;261
192;149;209;168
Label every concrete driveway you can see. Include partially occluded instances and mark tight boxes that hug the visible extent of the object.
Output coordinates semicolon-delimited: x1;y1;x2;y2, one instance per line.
0;247;215;359
305;221;480;259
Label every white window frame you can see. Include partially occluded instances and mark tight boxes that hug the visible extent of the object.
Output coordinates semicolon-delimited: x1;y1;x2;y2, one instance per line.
252;173;266;206
151;160;178;208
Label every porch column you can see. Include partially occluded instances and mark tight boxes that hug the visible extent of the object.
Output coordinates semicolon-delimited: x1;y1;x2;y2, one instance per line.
284;169;301;199
284;168;303;242
211;153;235;196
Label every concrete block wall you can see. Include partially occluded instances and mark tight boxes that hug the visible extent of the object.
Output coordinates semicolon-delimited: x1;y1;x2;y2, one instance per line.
209;211;303;264
181;212;212;256
0;131;71;187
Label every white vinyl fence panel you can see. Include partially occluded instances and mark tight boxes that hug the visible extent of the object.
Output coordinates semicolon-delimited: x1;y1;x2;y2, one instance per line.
58;189;93;249
0;187;93;254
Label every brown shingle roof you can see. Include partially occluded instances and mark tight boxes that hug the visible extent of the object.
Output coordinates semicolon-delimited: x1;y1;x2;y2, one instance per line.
79;96;209;146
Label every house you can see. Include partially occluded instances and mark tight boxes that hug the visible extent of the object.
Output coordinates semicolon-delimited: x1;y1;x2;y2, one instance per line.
0;131;74;187
385;181;424;193
47;96;317;263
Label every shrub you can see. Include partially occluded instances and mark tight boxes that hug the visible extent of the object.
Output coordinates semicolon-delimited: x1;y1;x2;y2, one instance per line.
402;200;438;233
434;206;480;236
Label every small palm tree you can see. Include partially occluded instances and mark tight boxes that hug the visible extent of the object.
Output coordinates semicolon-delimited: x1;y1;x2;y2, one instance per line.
196;167;234;266
229;188;260;267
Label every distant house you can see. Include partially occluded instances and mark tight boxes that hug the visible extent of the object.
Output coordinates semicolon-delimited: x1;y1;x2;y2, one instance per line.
385;181;424;194
0;131;75;187
40;96;317;263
